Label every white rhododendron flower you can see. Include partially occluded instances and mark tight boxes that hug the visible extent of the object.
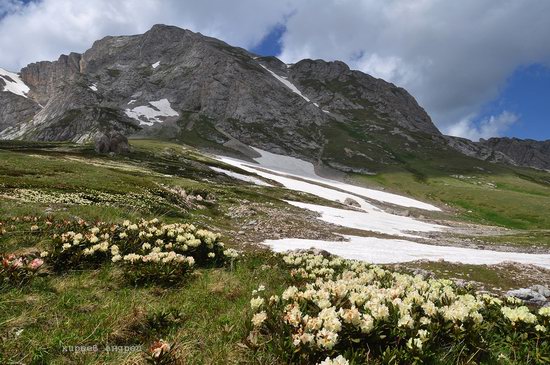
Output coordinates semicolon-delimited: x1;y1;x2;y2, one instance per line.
318;355;349;365
251;311;267;327
250;297;264;311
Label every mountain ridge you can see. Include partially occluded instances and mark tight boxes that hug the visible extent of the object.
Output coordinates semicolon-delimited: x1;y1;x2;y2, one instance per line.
0;24;549;171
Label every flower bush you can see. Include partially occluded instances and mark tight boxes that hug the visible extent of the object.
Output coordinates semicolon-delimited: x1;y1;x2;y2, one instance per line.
45;218;239;285
248;253;550;364
1;254;44;288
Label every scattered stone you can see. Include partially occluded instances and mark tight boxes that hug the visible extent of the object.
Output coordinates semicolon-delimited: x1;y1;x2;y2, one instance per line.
506;285;550;306
293;248;332;257
411;268;434;279
343;197;360;207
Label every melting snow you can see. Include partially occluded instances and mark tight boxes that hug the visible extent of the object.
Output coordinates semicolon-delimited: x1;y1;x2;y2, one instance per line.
152;61;160;69
0;68;29;98
260;65;310;102
216;148;550;268
287;201;440;238
124;99;178;126
209;166;272;186
249;147;440;211
265;236;550;269
216;153;443;238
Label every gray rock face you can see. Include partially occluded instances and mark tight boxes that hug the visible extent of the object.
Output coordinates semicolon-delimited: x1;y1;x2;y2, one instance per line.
479;138;550;170
289;59;440;135
445;136;550;171
0;25;438;160
0;91;41;132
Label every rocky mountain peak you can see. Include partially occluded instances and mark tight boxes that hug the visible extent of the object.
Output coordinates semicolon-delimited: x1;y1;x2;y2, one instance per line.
1;24;547;172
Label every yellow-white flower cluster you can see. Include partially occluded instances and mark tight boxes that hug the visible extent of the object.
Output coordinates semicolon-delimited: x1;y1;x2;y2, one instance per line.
5;188;166;211
49;218;240;279
250;253;549;363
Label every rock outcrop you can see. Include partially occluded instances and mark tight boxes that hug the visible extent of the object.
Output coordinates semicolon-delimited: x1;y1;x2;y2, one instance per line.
94;131;130;154
446;136;550;171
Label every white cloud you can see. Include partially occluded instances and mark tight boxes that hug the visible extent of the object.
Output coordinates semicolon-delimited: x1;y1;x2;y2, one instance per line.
0;0;549;139
0;0;293;71
445;111;519;141
278;0;550;134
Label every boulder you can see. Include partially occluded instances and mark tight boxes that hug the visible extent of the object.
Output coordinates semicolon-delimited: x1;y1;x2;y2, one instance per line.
94;131;129;154
343;197;361;207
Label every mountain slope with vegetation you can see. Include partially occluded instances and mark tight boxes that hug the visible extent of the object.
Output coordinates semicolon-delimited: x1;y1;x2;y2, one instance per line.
0;24;548;173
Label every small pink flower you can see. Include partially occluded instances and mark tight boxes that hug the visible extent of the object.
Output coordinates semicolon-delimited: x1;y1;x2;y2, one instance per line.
29;258;44;270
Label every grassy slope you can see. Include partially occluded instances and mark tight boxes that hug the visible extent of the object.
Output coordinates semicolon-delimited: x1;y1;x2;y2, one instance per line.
1;140;549;363
353;155;550;232
0;140;290;363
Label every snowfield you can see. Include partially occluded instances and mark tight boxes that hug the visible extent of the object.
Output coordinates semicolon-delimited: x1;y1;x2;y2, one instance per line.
124;99;178;126
264;236;550;269
0;68;30;98
215;148;550;268
286;201;442;238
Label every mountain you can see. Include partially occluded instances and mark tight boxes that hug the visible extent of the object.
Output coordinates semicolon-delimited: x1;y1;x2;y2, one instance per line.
445;136;550;171
0;24;548;172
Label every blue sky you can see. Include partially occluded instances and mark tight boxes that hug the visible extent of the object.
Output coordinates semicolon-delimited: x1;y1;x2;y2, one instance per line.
482;65;550;140
1;0;549;141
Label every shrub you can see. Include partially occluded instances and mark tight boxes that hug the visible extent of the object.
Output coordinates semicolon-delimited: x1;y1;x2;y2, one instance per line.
248;253;550;364
44;218;240;285
1;254;44;288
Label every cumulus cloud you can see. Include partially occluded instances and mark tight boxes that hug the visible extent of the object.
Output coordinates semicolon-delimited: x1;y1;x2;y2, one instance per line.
278;0;550;132
0;0;292;70
0;0;549;139
445;111;520;141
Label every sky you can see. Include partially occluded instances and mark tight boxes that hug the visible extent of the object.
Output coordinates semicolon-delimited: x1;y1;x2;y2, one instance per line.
1;0;549;141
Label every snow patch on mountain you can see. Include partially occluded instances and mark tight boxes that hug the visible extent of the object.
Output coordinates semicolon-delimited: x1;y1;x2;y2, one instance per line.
0;68;30;98
260;65;310;103
287;201;440;237
216;152;443;238
249;147;441;211
124;99;178;126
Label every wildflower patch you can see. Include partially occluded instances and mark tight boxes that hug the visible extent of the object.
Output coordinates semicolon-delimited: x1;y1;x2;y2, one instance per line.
248;252;550;364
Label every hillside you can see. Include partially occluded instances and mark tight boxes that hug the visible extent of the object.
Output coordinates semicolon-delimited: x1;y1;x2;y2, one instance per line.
1;140;549;363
